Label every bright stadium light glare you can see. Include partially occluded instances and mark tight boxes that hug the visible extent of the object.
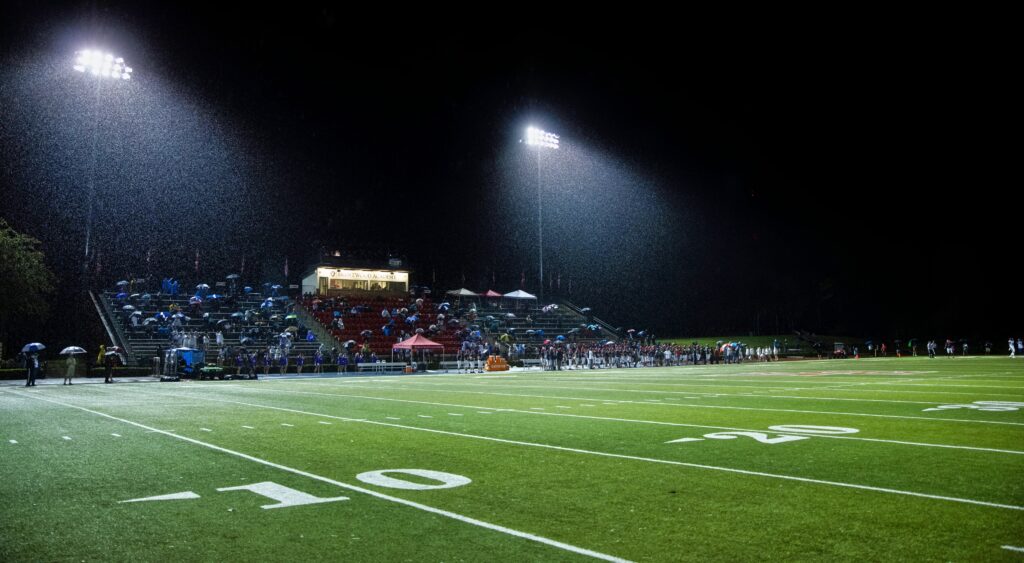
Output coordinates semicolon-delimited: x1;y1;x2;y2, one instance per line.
526;126;560;149
73;65;85;72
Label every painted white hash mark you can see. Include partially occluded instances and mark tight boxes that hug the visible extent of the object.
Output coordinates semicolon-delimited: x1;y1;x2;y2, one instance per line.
8;440;17;444
111;433;121;438
121;491;201;503
418;415;433;419
200;428;213;432
318;421;332;425
62;436;72;441
242;425;255;429
281;423;294;427
386;417;401;420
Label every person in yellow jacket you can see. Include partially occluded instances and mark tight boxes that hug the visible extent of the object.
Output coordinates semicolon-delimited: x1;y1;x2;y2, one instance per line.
96;344;106;376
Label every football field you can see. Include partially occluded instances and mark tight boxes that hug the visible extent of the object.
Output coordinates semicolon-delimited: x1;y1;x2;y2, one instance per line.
2;357;1022;561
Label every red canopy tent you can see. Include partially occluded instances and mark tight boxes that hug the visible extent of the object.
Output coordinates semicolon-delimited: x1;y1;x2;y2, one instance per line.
483;290;502;298
392;334;444;351
392;334;444;367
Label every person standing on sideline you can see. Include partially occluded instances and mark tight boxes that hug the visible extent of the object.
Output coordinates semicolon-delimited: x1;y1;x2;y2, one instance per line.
96;344;106;376
64;354;77;385
25;352;40;387
295;352;305;374
103;352;115;383
1011;338;1016;358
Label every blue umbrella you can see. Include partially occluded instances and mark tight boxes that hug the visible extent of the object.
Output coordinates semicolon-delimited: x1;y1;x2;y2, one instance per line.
115;292;128;299
21;342;45;353
206;294;222;300
243;286;253;294
556;335;565;341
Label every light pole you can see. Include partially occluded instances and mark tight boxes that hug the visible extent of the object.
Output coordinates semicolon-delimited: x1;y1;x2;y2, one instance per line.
72;49;133;273
525;126;559;301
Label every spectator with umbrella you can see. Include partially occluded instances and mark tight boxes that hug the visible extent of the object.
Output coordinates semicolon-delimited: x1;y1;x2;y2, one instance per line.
61;346;86;385
23;343;44;387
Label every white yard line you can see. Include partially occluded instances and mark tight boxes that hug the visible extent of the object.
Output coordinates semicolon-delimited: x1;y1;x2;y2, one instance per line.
200;385;1024;456
111;433;121;437
74;388;1024;513
376;382;1024;403
12;391;630;563
299;382;1024;427
1002;545;1024;553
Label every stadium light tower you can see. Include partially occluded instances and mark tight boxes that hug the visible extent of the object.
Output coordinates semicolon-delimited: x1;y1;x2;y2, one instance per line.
72;49;133;271
525;126;559;301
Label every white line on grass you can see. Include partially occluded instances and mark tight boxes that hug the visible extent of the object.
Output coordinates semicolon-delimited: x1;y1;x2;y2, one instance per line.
448;413;463;416
8;439;17;444
200;428;213;432
12;391;632;563
281;423;294;427
242;425;255;429
386;417;401;420
313;383;1024;427
62;436;72;440
318;421;332;425
110;388;1024;512
207;385;1024;456
111;433;121;438
396;378;1024;399
1003;545;1024;553
418;415;432;418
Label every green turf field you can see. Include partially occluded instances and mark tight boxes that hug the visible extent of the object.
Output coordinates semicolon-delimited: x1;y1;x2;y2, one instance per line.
2;357;1022;561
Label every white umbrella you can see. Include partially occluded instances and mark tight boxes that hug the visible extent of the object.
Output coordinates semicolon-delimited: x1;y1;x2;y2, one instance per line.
60;346;87;355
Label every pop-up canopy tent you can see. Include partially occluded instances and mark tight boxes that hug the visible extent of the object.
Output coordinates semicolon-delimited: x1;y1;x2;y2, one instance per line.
392;334;445;367
502;290;537;300
446;288;479;297
483;290;502;298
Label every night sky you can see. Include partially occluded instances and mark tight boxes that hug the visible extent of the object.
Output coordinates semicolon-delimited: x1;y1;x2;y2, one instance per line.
1;2;1018;341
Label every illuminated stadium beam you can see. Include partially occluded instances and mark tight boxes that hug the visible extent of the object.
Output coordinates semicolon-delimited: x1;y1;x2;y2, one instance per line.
525;126;559;300
73;49;135;273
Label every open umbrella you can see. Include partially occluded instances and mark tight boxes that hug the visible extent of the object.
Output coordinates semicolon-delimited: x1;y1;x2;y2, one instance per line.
543;339;551;345
122;304;136;311
60;346;87;355
231;312;245;319
206;294;222;300
140;293;152;301
580;307;592;313
556;335;565;341
143;317;159;325
115;292;128;299
243;286;253;294
116;280;129;287
415;328;425;334
21;342;46;353
129;293;141;300
505;313;516;319
196;283;210;291
284;313;298;321
360;329;372;338
130;310;143;317
189;296;202;305
226;274;240;280
216;319;233;329
284;326;298;332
